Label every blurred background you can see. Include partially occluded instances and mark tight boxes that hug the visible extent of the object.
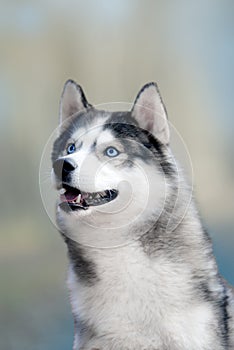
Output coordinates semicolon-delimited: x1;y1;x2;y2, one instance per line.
0;0;233;349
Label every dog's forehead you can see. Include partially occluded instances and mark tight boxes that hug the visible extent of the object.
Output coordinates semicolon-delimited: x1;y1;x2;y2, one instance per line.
71;115;115;145
96;129;116;145
52;109;134;162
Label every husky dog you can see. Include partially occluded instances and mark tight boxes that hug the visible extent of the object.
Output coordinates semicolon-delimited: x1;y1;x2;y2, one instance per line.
51;80;234;350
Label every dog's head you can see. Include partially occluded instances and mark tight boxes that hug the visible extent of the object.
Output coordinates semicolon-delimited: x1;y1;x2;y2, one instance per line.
51;80;175;247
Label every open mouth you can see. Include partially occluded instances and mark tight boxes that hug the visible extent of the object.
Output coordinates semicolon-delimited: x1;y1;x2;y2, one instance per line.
59;184;118;212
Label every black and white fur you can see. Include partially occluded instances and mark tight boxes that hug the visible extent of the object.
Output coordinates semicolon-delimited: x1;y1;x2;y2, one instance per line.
51;80;234;350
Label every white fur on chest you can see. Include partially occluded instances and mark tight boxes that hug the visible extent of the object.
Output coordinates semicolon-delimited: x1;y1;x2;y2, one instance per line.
67;243;218;350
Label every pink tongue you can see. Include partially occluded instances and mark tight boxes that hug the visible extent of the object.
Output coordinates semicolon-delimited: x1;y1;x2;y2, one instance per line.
65;192;78;201
60;190;79;202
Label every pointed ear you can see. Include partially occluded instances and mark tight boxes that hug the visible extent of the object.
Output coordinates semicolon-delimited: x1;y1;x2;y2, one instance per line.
59;80;92;124
131;82;170;145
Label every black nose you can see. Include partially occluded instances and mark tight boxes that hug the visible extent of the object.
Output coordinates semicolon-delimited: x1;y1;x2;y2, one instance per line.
53;158;77;180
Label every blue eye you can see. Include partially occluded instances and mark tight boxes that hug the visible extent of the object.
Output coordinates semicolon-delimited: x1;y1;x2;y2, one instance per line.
67;143;76;154
105;147;119;157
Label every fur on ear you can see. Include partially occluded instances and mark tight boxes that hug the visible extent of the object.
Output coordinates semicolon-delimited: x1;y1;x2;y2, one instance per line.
131;82;170;145
59;80;92;124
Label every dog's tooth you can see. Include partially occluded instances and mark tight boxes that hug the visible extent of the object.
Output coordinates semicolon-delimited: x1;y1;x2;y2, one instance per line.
60;188;66;194
76;194;81;203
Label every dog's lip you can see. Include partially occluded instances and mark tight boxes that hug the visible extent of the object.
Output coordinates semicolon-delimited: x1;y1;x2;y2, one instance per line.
59;184;118;212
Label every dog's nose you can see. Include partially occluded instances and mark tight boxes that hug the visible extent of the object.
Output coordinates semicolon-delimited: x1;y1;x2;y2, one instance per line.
53;158;77;179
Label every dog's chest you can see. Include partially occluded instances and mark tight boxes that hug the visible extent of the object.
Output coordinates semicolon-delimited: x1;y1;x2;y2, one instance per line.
67;245;216;349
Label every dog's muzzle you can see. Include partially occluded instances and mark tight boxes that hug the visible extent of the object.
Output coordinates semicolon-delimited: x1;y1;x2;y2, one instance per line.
53;158;118;212
53;158;77;182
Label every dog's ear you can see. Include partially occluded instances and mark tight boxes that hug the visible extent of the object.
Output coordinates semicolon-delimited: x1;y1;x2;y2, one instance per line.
131;83;170;145
59;80;92;124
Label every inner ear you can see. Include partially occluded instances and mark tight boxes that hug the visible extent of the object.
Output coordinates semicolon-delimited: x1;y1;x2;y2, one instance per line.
131;82;170;145
59;80;92;124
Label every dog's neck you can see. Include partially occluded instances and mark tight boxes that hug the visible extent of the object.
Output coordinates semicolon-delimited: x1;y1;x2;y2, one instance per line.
65;203;224;350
